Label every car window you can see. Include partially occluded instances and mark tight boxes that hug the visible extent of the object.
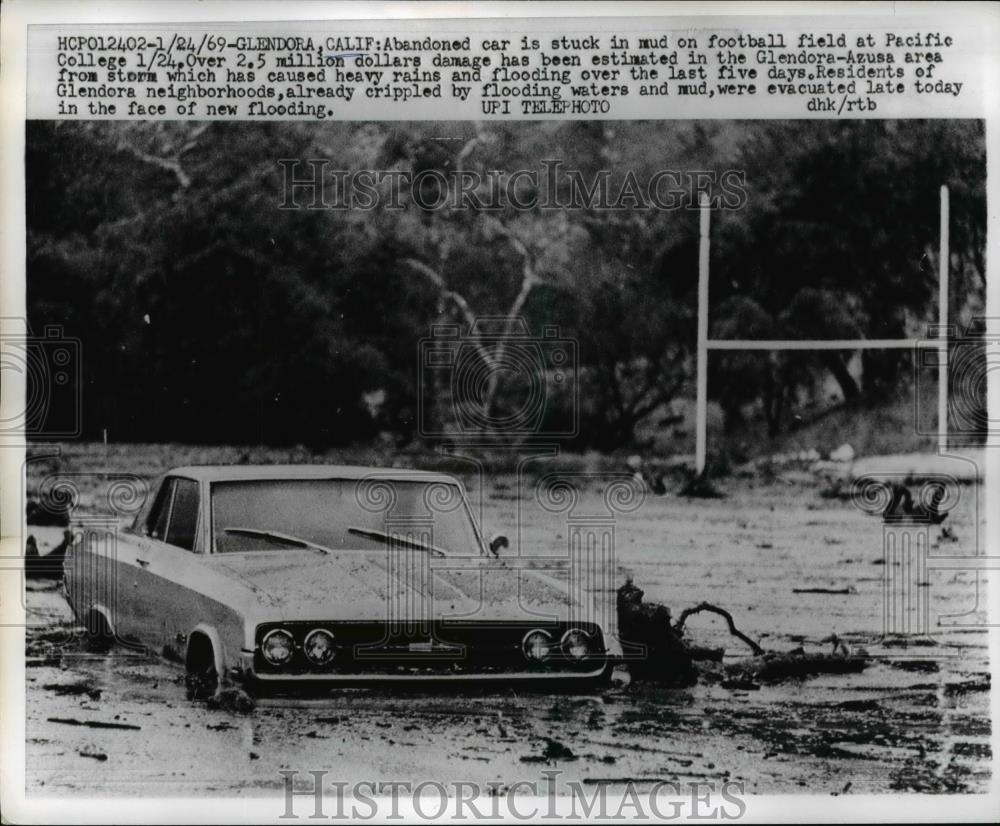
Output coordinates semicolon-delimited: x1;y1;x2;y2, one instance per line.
147;478;174;540
165;479;200;551
211;479;481;556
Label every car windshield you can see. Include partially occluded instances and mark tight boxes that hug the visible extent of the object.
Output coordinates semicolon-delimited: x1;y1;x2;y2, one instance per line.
211;478;482;556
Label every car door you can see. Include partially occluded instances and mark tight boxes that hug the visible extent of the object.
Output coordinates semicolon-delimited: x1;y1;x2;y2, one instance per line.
112;477;173;647
126;476;204;658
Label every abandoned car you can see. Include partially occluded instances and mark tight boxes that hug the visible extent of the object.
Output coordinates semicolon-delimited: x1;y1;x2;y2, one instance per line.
63;465;619;698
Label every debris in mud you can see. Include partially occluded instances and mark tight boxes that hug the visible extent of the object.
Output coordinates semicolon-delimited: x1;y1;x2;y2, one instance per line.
881;482;950;525
665;756;695;767
47;717;141;731
78;749;108;762
42;682;101;700
952;742;991;759
792;586;857;595
616;580;695;684
832;698;881;712
205;686;255;714
732;650;868;682
880;635;936;648
520;738;578;763
944;675;990;695
206;721;237;731
937;526;958;543
617;580;871;686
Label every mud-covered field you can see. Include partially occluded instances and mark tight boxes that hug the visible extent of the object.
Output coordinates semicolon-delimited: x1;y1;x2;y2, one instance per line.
22;458;991;797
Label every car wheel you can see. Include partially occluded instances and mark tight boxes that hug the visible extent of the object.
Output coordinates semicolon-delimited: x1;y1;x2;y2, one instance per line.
185;634;221;701
82;611;114;653
185;661;219;701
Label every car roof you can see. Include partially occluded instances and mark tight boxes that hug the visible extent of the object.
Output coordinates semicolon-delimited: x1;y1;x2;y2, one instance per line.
166;464;461;484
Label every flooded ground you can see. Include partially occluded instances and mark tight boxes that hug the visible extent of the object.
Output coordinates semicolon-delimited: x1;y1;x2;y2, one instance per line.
23;472;991;797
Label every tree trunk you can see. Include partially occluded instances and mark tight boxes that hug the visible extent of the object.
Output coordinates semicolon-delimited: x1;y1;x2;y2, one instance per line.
820;352;860;403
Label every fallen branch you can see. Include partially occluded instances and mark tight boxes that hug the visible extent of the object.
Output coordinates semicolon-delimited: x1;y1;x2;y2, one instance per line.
750;653;867;681
792;587;856;595
47;717;140;731
673;602;764;656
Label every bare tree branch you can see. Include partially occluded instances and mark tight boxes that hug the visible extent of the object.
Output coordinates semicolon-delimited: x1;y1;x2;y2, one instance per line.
399;257;493;367
114;123;210;192
673;602;764;656
120;146;192;189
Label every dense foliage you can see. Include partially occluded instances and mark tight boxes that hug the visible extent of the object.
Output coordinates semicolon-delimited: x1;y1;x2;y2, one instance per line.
26;120;985;449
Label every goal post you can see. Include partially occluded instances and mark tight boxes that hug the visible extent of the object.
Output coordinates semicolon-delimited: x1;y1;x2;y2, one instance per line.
694;187;950;474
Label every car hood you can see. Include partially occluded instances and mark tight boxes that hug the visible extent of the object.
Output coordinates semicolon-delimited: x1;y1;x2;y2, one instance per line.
201;549;597;624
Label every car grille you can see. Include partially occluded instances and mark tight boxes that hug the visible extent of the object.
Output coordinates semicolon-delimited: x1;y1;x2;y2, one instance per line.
253;620;606;677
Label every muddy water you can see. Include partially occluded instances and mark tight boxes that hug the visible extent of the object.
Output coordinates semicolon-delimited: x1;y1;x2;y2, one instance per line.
24;478;990;796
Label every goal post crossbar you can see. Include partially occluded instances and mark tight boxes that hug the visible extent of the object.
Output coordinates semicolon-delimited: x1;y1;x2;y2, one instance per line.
705;339;941;351
694;186;950;473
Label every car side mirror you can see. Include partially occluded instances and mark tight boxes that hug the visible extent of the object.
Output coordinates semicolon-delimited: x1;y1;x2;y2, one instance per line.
489;534;510;557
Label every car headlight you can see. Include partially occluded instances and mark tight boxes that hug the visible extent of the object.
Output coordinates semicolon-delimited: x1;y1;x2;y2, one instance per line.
561;628;592;660
303;628;336;666
522;629;553;662
261;628;295;666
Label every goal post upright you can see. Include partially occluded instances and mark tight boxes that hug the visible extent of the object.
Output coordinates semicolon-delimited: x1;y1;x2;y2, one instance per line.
693;186;950;475
938;185;949;454
696;192;710;474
